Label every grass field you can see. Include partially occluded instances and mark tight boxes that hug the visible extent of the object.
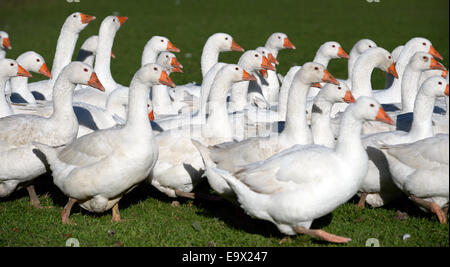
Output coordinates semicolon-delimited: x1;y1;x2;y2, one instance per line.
0;0;449;247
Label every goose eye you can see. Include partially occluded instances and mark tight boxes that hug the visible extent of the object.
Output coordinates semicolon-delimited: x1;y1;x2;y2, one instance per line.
225;37;228;40
332;45;336;48
338;86;341;90
166;55;169;58
161;40;164;42
278;36;281;39
423;56;428;61
235;67;239;71
368;45;372;48
255;54;258;57
73;15;77;18
113;18;116;22
36;58;40;62
10;63;14;66
438;81;442;85
370;104;375;107
388;56;392;59
314;67;319;70
154;67;158;71
422;42;426;46
83;68;88;72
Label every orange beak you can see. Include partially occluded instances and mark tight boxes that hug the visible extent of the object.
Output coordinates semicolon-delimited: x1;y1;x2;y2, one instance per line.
442;70;448;78
88;72;105;92
231;40;244;52
111;51;115;59
117;16;128;26
445;84;449;97
388;62;399;79
429;57;446;71
159;71;176;88
268;53;279;65
243;70;256;81
38;63;52;78
283;37;296;49
17;64;32;78
80;13;96;24
322;69;339;85
376;107;394;125
261;56;276;71
259;69;268;78
337;47;350;59
171;66;183;73
2;37;11;50
343;90;356;103
167;41;180;53
428;45;443;61
170;57;183;68
311;82;322;88
148;110;155;121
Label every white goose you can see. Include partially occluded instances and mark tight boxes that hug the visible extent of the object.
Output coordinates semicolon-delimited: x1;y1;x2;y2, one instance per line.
193;96;394;243
343;39;378;90
32;63;173;223
358;76;449;208
0;62;104;208
29;12;96;100
0;59;32;118
383;133;449;223
0;31;12;59
148;64;255;199
9;51;52;104
141;36;180;66
169;33;244;101
72;15;128;108
260;32;296;104
152;52;186;116
278;41;350;121
372;37;443;104
76;35;99;67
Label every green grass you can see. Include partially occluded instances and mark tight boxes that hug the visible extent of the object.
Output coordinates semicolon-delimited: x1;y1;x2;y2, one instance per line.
0;0;449;247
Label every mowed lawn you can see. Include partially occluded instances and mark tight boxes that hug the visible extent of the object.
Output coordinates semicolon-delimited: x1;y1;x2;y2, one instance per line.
0;0;448;247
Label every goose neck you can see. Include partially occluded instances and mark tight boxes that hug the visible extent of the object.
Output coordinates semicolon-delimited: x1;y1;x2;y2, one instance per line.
201;41;220;77
351;54;379;98
0;78;13;117
141;46;158;66
401;66;422;113
94;27;117;94
311;98;334;147
313;52;331;68
408;92;435;139
124;78;152;133
49;75;77;121
51;29;78;82
335;109;365;158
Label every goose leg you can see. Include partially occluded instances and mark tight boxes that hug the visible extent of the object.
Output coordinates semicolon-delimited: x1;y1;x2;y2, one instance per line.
293;226;352;243
175;190;196;199
410;195;447;224
26;185;42;209
62;198;77;224
112;203;121;222
357;192;368;208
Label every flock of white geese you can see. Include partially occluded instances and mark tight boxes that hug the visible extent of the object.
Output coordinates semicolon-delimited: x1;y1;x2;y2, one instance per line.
0;12;448;243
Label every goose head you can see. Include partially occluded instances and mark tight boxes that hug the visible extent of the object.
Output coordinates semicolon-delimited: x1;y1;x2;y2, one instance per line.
156;52;183;73
352;96;394;125
265;32;296;50
352;39;377;55
238;50;275;78
256;46;279;65
0;31;11;50
99;15;128;38
16;51;52;78
298;62;339;86
0;58;32;79
407;37;443;61
139;63;176;88
317;41;349;59
420;76;449;98
146;36;180;54
319;82;355;104
208;33;244;52
408;52;446;72
63;62;104;91
219;64;256;84
363;47;398;78
63;12;96;33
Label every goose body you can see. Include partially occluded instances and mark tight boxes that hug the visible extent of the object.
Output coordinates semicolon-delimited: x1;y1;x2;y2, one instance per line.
194;97;393;242
32;63;171;222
